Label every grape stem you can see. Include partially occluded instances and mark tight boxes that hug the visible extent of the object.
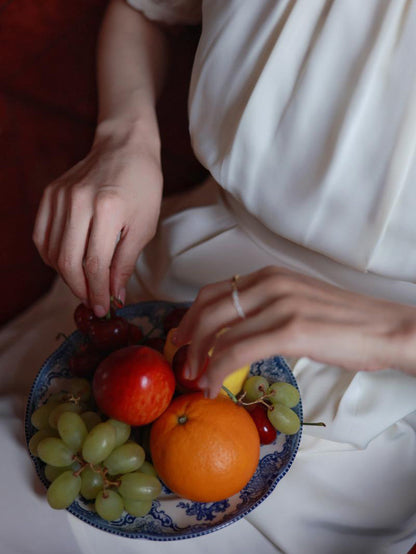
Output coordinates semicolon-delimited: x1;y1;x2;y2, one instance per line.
224;386;327;428
101;468;121;489
236;390;274;409
60;391;82;405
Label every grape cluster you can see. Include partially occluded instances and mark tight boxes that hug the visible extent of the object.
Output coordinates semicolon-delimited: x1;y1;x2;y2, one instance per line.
242;376;301;443
29;378;161;521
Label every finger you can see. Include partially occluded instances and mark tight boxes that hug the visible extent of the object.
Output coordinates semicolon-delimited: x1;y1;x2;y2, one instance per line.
110;225;146;305
199;313;311;399
84;195;124;316
175;266;301;345
203;306;382;399
56;191;93;302
33;184;56;266
46;187;69;271
183;272;297;378
175;279;235;346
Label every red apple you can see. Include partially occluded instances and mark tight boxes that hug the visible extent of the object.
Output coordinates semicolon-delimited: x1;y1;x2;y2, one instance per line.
93;345;175;426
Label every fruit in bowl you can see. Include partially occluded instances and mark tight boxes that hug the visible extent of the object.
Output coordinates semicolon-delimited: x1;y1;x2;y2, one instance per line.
93;345;176;426
150;392;260;502
26;301;305;538
166;331;251;397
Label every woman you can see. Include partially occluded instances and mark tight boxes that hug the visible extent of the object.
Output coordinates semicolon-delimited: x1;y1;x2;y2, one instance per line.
27;0;416;552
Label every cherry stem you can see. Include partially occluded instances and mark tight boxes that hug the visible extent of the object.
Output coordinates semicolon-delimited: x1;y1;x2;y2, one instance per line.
110;295;124;310
138;324;159;344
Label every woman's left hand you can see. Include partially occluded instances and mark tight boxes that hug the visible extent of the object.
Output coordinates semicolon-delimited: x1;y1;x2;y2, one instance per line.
174;266;416;398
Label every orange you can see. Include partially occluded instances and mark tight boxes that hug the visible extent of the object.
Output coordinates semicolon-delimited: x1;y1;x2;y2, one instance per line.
149;392;260;502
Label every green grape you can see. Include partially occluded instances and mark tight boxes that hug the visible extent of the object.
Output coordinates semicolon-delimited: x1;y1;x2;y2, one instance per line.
81;411;102;431
31;404;57;430
82;422;116;464
243;375;269;402
28;428;58;457
138;461;157;477
104;443;145;475
48;402;83;429
118;472;162;501
57;412;88;452
80;466;104;500
37;437;75;466
108;419;131;447
64;378;91;402
267;403;300;435
123;498;152;517
44;463;75;482
47;470;81;509
46;391;68;406
95;490;124;521
267;382;300;408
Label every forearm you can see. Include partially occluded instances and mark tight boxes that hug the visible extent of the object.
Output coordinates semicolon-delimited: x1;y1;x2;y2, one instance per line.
95;0;169;150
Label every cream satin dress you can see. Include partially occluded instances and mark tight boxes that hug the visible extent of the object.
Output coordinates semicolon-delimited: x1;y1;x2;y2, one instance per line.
0;1;415;553
131;1;416;552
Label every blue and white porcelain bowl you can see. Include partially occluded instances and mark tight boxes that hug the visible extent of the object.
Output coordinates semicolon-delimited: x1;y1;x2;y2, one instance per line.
25;301;302;540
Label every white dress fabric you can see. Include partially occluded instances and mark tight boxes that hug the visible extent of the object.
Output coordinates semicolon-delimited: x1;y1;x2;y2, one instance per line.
1;1;415;553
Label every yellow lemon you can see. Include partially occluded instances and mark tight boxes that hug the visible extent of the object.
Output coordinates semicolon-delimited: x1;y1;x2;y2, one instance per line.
211;328;251;397
218;364;251;397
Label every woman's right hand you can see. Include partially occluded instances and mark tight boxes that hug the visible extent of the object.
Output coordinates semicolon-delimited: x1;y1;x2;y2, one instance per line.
33;126;163;316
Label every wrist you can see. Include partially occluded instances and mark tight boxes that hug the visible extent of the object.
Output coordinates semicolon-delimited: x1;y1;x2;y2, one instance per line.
94;95;161;156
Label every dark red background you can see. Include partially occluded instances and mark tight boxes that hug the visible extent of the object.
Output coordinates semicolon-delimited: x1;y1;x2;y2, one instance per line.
0;0;206;327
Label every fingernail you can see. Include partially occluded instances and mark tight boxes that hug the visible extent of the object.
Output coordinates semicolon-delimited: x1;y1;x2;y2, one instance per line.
117;288;126;305
93;305;107;318
197;374;208;389
184;363;192;379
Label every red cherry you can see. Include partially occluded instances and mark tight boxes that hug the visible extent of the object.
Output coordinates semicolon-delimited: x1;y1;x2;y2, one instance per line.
163;307;188;334
68;343;104;377
171;344;204;392
143;337;165;353
74;303;98;334
87;316;130;352
247;404;277;445
127;323;144;345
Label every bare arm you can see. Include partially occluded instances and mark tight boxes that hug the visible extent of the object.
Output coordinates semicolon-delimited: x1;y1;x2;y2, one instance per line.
33;0;171;315
96;0;168;140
